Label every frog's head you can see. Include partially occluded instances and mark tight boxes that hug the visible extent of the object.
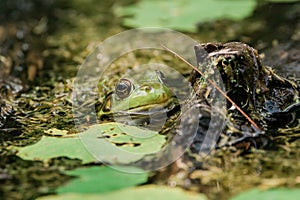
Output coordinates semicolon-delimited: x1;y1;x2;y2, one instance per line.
194;42;264;109
98;70;178;127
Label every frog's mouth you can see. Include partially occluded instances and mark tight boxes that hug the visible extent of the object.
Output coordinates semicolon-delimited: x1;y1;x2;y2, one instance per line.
116;100;179;130
114;97;178;117
100;93;179;127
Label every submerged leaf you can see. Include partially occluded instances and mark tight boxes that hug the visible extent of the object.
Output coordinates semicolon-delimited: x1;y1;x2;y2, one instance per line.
56;166;148;194
230;188;300;200
38;184;207;200
115;0;257;32
266;0;300;2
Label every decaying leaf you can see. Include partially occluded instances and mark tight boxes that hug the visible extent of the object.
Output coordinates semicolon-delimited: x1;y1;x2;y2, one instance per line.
38;184;208;200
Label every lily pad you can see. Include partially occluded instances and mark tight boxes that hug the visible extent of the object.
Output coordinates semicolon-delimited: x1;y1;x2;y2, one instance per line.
38;185;207;200
12;123;166;164
230;188;300;200
115;0;256;32
56;166;147;194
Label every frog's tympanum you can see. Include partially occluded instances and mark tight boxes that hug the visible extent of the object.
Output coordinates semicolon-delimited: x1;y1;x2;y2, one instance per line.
99;42;299;151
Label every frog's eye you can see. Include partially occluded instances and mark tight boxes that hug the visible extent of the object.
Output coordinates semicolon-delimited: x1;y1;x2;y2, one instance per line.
115;78;134;99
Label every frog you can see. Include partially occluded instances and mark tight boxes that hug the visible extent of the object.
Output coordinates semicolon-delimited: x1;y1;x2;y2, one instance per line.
98;70;179;130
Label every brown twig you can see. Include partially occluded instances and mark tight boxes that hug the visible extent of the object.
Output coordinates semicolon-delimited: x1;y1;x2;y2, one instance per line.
161;45;262;131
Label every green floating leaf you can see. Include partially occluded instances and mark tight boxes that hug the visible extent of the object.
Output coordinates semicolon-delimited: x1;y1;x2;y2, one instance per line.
38;185;207;200
56;166;147;194
12;123;166;164
115;0;256;32
230;188;300;200
79;123;166;164
86;122;165;153
12;134;96;164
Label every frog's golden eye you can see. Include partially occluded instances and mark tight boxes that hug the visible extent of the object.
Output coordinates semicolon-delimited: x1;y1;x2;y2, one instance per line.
115;78;134;99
